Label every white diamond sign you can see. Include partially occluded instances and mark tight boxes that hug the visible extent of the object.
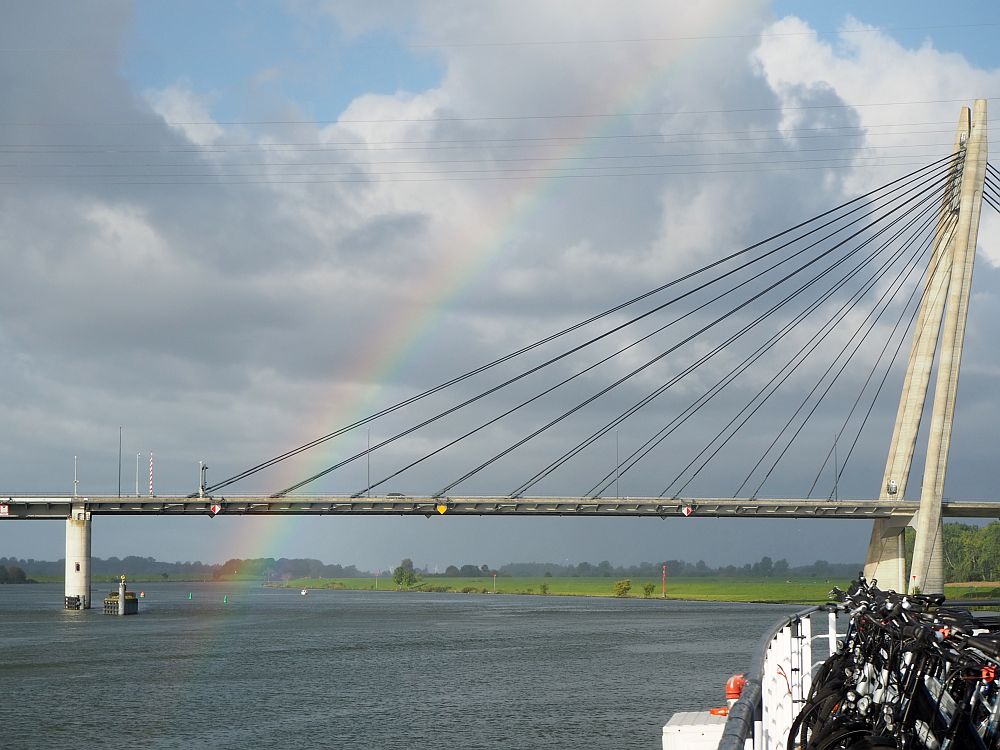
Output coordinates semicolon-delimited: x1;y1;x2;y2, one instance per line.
681;506;693;517
0;504;8;517
210;504;222;515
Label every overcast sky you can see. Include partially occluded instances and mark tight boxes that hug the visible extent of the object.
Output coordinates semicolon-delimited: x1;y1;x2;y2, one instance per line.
3;1;1000;570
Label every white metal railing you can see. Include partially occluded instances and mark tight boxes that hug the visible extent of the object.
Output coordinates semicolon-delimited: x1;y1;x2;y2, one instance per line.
716;606;843;750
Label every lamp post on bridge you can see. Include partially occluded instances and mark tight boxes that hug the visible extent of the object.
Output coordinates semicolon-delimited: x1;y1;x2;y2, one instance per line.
199;461;209;498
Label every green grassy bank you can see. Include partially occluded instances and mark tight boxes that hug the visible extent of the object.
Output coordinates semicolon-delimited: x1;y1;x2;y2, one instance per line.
274;576;854;604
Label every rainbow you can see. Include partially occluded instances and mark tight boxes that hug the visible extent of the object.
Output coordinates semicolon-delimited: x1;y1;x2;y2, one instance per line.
220;5;762;561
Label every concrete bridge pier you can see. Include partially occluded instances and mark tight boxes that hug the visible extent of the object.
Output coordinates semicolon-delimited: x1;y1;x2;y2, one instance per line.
64;504;91;609
864;520;907;592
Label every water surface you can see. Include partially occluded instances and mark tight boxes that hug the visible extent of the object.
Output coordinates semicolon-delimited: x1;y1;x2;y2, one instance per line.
1;582;795;749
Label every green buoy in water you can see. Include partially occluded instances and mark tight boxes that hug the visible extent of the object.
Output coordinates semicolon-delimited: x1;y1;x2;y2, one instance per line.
223;595;229;604
188;592;193;600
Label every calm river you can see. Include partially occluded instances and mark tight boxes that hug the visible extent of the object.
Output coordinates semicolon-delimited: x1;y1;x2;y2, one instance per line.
1;582;795;749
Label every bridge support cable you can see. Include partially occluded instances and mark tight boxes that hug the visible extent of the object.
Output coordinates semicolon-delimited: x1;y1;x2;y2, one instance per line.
278;163;957;498
512;176;956;496
821;258;950;500
203;156;959;495
749;222;954;500
983;163;1000;211
807;219;956;498
430;173;954;498
660;190;952;499
736;205;951;498
514;187;950;498
586;194;954;499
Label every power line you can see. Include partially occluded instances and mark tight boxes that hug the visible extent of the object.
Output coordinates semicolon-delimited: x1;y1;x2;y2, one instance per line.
408;22;1000;49
1;96;994;127
0;119;972;151
0;140;960;170
0;152;947;182
0;158;959;187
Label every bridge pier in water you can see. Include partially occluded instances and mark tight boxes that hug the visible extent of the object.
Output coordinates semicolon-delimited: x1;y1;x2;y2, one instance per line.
64;503;92;609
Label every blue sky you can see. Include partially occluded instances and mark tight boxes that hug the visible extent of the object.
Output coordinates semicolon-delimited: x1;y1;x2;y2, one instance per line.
124;2;443;123
121;1;1000;128
772;0;999;68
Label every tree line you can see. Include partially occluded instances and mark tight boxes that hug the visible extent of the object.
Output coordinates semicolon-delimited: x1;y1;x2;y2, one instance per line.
0;564;29;583
12;522;1000;584
911;522;1000;582
493;558;860;579
0;555;366;581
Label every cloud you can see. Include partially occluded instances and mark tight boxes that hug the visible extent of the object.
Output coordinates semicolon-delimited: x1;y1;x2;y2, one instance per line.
2;2;998;567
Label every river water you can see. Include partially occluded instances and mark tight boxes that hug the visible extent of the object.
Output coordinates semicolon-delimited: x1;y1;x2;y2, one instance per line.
1;582;796;749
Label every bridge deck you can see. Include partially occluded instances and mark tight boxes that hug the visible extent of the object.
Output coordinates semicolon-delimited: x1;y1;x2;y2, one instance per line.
3;496;999;520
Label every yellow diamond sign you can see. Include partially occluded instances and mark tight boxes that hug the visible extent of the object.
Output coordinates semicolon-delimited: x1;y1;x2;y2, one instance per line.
436;504;448;515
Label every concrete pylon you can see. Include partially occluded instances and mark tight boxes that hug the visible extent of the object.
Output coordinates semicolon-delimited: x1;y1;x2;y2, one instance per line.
863;109;967;592
65;503;92;609
910;99;988;594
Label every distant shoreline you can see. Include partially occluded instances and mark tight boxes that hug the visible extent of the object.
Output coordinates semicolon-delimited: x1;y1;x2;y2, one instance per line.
267;576;845;605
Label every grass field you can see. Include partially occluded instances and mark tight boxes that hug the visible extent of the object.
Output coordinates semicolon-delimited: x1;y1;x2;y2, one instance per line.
24;574;1000;605
276;576;855;604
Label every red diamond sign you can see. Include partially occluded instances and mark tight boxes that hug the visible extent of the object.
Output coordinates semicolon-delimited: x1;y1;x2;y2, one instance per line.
209;504;222;516
681;506;693;517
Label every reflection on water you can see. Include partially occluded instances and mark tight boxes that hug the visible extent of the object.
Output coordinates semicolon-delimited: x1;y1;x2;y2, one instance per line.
0;582;795;749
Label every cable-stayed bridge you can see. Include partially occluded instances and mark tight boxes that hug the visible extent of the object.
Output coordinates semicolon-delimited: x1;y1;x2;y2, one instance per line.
6;100;1000;608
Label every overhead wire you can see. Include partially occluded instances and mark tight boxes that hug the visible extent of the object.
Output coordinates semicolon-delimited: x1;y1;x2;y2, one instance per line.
1;96;995;127
0;158;960;186
0;140;958;171
3;122;996;154
408;23;1000;48
0;151;947;182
